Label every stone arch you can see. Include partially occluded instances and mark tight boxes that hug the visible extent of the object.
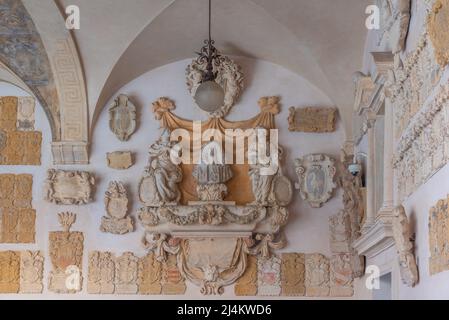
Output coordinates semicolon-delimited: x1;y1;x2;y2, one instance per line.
0;0;89;164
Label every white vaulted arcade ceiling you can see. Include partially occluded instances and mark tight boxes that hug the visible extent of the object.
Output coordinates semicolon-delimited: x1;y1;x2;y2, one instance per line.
21;0;370;138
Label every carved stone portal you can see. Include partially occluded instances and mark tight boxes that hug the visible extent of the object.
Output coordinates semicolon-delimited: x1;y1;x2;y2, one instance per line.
294;154;337;208
44;169;95;205
109;94;137;141
101;181;133;235
288;107;337;133
48;213;84;294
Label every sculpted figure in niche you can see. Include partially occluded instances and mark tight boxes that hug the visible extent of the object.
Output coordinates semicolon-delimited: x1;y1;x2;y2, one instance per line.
248;129;280;206
139;129;182;206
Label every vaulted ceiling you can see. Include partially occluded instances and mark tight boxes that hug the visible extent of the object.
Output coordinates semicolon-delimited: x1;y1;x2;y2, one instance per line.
2;0;370;139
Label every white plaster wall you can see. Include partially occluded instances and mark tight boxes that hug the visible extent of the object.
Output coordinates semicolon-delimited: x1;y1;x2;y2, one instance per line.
0;57;348;299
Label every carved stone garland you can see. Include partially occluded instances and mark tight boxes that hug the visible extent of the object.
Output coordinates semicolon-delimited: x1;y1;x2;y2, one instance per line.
294;154;337;208
186;56;244;118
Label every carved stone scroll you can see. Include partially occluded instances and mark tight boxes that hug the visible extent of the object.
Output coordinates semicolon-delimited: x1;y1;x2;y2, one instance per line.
115;252;139;295
305;253;330;297
428;0;449;67
329;254;354;297
101;181;133;235
138;252;162;295
48;213;83;293
294;154;337;208
44;169;95;205
393;205;419;286
19;251;44;294
281;253;305;296
109;94;137;141
0;251;20;293
288;107;337;133
106;151;133;170
87;251;115;294
234;255;257;296
257;255;281;296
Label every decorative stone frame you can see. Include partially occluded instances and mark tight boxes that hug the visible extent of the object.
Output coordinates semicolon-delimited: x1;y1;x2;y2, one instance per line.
294;154;337;208
186;56;244;118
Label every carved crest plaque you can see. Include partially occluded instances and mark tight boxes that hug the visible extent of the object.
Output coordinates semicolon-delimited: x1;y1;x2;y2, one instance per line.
294;154;337;208
109;94;137;141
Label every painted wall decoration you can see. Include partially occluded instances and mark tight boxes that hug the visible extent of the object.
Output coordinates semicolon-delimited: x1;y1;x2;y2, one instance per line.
48;213;83;294
109;94;137;142
0;174;35;243
294;154;337;208
0;97;41;165
288;107;337;133
44;169;95;205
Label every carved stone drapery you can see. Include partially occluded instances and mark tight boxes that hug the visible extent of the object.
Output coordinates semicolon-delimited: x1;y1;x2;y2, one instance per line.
294;154;337;208
44;169;95;205
186;56;244;118
109;94;137;141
